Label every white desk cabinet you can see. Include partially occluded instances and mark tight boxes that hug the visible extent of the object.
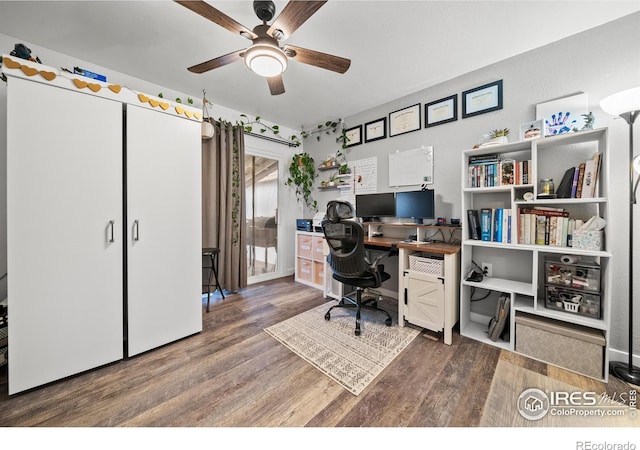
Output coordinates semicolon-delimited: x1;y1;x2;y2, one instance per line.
4;56;202;393
405;271;445;332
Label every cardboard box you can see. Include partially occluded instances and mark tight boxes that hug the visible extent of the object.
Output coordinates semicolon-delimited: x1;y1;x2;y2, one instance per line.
572;229;603;251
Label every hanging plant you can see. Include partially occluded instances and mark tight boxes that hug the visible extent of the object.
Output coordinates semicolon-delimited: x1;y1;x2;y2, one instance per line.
286;152;318;211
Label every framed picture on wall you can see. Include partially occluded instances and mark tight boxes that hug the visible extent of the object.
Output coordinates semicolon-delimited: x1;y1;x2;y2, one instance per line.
344;125;363;147
462;80;503;118
389;103;421;137
425;94;458;128
364;117;387;143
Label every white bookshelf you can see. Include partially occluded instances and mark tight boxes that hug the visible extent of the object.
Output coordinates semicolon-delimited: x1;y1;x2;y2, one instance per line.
460;128;612;381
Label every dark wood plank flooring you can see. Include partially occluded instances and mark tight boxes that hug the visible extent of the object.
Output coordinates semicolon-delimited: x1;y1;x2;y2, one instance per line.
0;276;632;427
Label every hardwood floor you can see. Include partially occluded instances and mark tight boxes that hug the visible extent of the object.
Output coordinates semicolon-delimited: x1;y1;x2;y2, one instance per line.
0;276;634;428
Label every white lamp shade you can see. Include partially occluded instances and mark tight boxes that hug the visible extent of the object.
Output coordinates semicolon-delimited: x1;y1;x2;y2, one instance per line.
244;43;288;78
600;86;640;116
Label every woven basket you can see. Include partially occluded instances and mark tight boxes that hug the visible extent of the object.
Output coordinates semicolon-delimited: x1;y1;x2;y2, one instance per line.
408;255;443;276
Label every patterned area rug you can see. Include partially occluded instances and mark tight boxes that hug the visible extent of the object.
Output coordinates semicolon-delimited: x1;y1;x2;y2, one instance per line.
264;298;420;396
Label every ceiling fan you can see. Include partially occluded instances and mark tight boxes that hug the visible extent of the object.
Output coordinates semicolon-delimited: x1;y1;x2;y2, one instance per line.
175;0;351;95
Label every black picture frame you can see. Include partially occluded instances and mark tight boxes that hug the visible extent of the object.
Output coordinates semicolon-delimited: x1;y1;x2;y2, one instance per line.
344;124;363;147
364;117;387;143
462;80;503;118
389;103;421;137
424;94;458;128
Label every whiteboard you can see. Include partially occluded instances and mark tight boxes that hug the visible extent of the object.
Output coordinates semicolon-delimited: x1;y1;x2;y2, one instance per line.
389;146;434;187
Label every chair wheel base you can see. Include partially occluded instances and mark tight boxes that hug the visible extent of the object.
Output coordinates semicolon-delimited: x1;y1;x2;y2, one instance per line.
355;329;361;336
385;318;392;326
324;312;331;321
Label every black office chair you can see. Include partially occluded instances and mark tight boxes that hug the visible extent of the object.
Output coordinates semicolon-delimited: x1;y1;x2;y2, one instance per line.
322;200;394;336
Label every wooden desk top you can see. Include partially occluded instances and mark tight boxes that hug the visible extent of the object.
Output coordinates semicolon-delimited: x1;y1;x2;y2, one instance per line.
363;237;460;255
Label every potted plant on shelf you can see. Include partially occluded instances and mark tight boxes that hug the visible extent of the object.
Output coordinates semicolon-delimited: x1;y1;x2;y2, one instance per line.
488;128;510;145
338;163;351;175
286;152;318;211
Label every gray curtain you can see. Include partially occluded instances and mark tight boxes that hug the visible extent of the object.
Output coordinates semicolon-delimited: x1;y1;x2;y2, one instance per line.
202;120;247;293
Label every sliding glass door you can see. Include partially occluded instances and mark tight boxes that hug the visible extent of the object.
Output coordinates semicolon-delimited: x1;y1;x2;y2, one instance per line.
245;154;279;281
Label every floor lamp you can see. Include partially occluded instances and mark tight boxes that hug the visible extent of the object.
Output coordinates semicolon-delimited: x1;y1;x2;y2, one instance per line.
600;86;640;385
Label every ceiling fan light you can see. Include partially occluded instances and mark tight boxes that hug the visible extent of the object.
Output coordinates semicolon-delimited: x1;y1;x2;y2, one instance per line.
244;43;287;77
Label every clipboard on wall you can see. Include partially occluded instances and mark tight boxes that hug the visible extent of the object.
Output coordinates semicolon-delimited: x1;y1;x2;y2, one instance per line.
388;146;434;187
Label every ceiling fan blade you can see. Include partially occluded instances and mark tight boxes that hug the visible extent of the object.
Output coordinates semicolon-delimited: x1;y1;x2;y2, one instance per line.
175;0;256;40
188;49;245;74
268;1;327;39
267;75;285;95
284;45;351;74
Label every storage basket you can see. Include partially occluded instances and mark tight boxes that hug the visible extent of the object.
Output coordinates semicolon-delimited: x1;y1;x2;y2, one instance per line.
408;254;443;276
562;300;580;313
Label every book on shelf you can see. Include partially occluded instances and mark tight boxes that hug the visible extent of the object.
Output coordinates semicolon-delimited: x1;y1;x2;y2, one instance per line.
500;160;515;186
469;153;501;164
467;209;481;240
556;167;576;198
581;152;602;198
480;208;492;241
575;162;586;198
581;157;596;198
468;158;532;187
493;208;503;242
570;166;580;198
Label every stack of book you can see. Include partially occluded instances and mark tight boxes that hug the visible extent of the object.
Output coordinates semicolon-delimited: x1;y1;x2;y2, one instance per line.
554;152;601;199
467;206;586;247
468;154;532;188
478;208;513;243
517;206;584;247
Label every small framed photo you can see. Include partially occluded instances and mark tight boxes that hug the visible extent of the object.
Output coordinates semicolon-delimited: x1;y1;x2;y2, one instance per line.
425;94;457;128
520;119;543;140
462;80;503;118
364;117;387;143
389;103;421;137
344;124;362;147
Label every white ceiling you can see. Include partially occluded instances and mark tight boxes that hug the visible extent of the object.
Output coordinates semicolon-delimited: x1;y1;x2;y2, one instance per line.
1;1;639;130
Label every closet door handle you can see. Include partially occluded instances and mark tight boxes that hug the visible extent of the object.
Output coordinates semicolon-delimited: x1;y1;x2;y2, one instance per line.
133;220;140;241
108;220;115;243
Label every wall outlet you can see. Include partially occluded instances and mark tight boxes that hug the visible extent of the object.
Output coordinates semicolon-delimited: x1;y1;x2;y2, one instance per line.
482;262;493;277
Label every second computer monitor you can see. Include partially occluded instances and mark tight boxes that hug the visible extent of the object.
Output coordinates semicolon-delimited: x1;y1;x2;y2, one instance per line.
395;189;435;224
355;192;396;221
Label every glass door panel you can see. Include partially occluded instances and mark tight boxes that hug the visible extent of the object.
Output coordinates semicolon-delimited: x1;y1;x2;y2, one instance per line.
245;155;278;278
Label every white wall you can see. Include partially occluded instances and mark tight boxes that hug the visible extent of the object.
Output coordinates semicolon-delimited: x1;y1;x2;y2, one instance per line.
305;12;640;364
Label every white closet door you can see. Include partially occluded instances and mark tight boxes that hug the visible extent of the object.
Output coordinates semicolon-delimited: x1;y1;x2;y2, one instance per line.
126;105;202;356
7;78;124;394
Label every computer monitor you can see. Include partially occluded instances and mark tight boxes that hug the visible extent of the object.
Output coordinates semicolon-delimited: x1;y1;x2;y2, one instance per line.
395;189;435;224
355;192;396;221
